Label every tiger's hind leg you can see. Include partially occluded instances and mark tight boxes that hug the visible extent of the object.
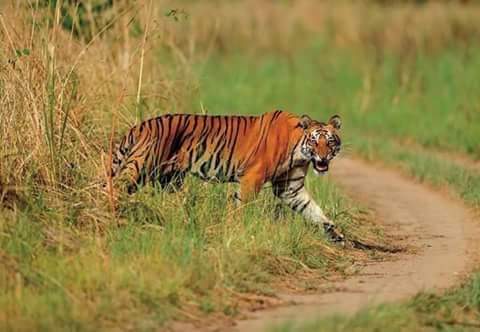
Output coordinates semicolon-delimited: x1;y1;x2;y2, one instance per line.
230;192;241;207
155;171;186;193
227;172;265;222
237;169;266;203
113;149;150;194
228;166;267;208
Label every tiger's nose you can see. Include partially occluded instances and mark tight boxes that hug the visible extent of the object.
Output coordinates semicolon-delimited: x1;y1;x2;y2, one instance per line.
319;158;329;167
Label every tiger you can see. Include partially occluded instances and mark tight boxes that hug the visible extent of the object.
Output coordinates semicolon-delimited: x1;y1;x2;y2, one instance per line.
109;110;344;242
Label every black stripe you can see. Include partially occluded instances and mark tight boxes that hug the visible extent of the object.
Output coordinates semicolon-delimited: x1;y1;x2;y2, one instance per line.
286;176;305;182
200;158;212;177
298;200;310;213
239;116;246;136
128;129;134;146
291;199;302;211
289;183;304;196
153;117;165;168
270;110;282;125
194;117;213;162
289;137;304;169
250;115;267;157
146;119;153;132
169;115;192;155
168;116;185;155
225;118;240;176
212;126;229;170
279;182;304;199
243;117;249;135
178;116;198;150
155;118;165;157
202;117;224;167
272;159;283;179
157;115;172;165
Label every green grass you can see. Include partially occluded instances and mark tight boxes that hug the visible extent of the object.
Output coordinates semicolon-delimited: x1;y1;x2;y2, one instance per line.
192;43;480;331
268;138;480;331
195;43;480;158
1;173;369;330
1;25;385;329
3;3;480;330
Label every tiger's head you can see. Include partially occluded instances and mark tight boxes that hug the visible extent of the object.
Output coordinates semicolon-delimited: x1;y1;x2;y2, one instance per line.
299;114;342;175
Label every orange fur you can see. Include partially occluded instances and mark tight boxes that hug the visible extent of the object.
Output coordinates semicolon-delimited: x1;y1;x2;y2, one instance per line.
111;111;304;195
109;110;345;241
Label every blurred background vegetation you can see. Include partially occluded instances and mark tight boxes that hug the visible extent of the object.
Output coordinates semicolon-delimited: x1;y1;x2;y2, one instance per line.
1;0;480;330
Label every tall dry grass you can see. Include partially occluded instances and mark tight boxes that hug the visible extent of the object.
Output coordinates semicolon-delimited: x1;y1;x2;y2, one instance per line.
2;0;480;202
157;0;480;57
0;1;195;216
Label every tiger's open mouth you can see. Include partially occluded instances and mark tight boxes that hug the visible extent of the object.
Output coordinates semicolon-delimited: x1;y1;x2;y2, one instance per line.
313;159;329;174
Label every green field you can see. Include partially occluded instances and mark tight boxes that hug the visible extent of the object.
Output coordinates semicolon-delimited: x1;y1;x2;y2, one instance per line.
1;1;480;331
196;44;480;207
196;46;480;157
193;38;480;332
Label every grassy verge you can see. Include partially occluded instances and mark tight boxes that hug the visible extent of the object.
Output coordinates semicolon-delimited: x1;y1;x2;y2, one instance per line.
271;276;480;331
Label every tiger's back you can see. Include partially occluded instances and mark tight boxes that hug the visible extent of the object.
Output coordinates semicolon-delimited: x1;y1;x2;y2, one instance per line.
111;111;300;190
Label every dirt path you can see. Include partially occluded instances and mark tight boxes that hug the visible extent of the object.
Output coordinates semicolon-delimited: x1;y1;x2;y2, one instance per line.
231;157;479;332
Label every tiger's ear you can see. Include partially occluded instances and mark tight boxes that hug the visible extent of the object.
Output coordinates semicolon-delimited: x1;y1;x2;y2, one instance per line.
328;115;342;130
299;115;312;129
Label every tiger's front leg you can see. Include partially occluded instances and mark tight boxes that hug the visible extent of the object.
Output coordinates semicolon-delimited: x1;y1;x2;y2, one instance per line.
272;178;344;243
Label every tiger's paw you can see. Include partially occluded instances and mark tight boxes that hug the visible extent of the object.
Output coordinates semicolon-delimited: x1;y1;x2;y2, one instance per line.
323;223;345;245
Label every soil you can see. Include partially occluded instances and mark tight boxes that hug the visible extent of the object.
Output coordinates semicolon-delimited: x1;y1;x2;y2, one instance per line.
229;157;480;331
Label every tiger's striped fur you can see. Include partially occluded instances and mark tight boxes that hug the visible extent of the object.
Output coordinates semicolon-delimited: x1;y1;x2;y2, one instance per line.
110;110;343;241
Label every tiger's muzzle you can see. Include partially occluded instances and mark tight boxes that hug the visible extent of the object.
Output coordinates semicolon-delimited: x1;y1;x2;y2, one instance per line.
313;158;329;174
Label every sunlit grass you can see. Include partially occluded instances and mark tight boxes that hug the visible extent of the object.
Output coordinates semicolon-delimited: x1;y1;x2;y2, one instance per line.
196;45;480;158
1;173;370;330
195;38;480;332
2;1;480;330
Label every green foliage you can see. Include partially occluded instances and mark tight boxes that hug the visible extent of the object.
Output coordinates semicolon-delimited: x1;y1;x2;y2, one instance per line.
195;41;480;331
39;0;114;40
4;1;480;330
196;45;480;158
0;175;361;330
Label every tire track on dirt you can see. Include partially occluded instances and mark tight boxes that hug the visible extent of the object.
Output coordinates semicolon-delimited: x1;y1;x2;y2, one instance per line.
231;157;480;332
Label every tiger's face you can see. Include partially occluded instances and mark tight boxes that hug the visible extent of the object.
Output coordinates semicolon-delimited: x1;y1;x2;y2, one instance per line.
299;115;342;175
